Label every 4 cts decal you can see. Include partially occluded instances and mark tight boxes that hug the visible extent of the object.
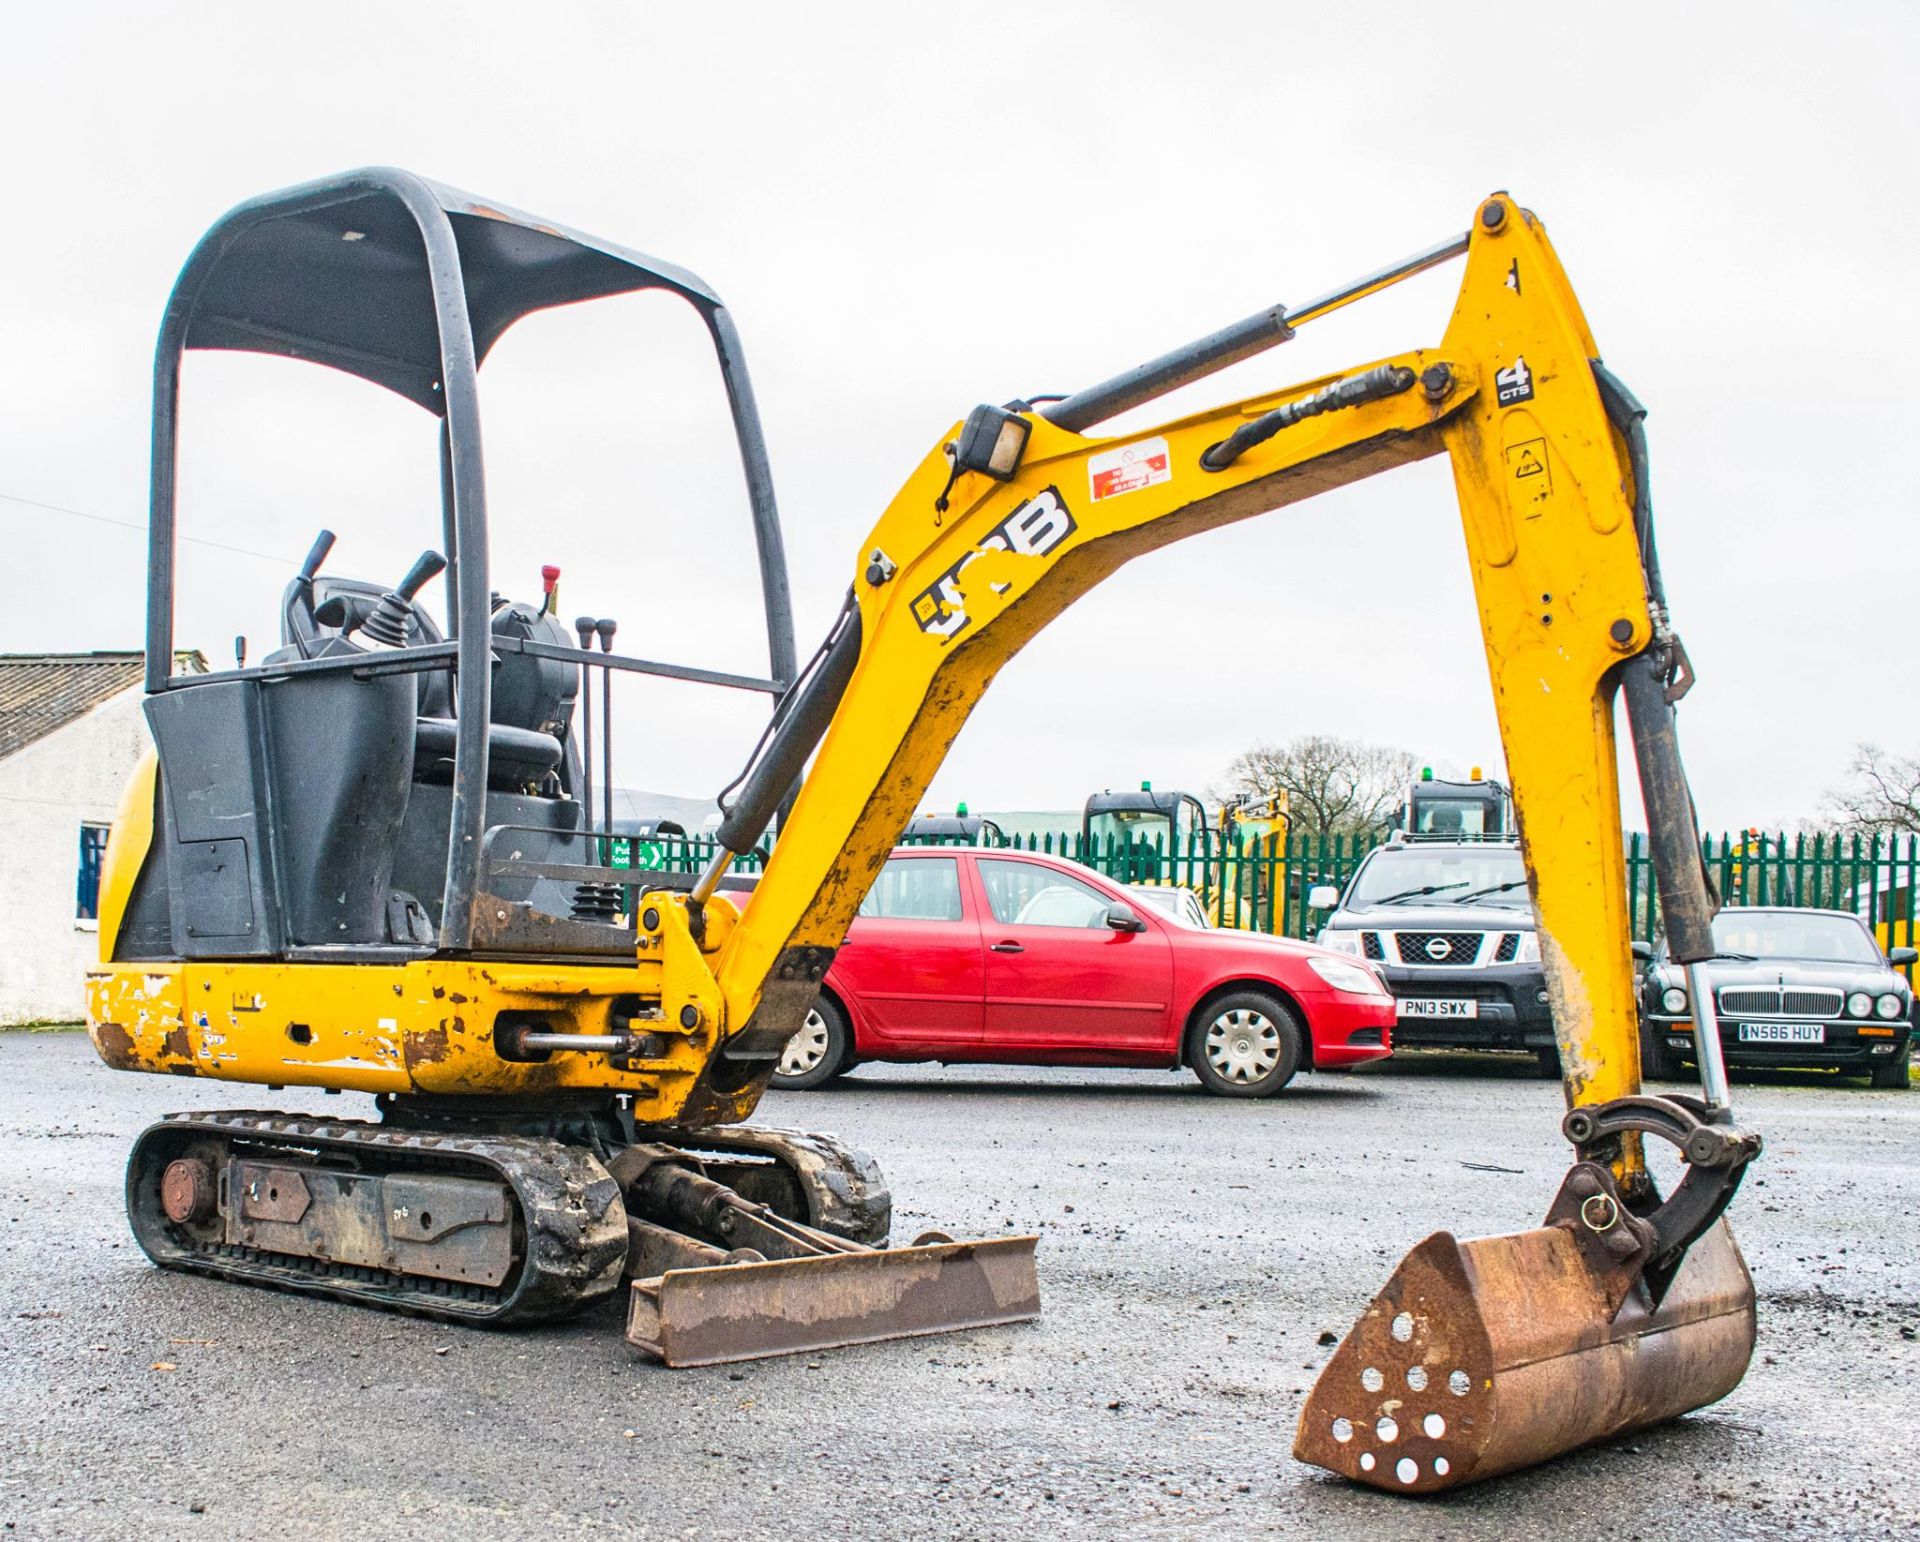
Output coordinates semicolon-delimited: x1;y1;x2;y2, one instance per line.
910;487;1077;640
1495;355;1534;406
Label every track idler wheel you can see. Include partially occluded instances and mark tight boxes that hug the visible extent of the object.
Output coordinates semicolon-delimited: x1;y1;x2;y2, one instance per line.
160;1158;217;1225
1296;1094;1761;1492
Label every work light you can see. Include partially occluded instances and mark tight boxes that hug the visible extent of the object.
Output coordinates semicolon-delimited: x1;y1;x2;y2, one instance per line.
954;403;1031;481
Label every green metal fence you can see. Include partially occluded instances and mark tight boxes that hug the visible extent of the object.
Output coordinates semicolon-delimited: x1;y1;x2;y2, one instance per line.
605;834;766;876
1637;831;1920;966
609;823;1920;974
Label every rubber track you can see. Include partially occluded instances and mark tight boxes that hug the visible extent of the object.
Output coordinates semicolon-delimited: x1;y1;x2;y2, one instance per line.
127;1111;629;1326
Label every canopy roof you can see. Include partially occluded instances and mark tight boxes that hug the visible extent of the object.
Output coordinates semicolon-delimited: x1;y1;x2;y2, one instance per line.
166;167;722;410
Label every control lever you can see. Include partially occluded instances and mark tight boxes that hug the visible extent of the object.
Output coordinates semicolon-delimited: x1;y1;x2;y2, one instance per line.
284;529;338;648
596;618;618;851
296;528;336;587
357;550;447;650
574;615;597;832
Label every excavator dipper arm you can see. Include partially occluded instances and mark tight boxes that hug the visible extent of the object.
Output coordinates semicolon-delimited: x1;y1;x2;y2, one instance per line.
645;193;1761;1488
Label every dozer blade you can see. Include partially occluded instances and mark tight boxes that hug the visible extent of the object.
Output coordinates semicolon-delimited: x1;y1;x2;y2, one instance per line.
626;1234;1041;1367
1295;1217;1754;1493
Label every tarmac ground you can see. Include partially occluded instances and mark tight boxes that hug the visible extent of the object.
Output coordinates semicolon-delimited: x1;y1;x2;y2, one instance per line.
2;1028;1914;1539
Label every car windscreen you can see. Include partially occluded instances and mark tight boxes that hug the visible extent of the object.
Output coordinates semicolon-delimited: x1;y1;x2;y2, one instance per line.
1347;847;1530;910
1708;911;1881;965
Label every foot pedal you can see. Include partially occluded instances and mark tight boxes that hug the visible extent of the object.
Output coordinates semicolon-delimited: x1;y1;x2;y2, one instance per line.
626;1234;1040;1367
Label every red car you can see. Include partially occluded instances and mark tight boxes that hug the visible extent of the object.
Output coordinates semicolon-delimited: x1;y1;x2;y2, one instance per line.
771;848;1395;1097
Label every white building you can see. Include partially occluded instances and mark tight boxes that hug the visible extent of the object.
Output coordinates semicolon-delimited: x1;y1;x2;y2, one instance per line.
0;652;203;1025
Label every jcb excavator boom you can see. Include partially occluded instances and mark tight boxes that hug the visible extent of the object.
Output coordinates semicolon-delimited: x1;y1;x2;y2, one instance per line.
662;191;1759;1488
90;178;1757;1493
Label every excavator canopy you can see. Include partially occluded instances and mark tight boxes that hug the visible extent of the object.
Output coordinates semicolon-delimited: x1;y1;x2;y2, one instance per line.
161;167;723;410
142;167;797;951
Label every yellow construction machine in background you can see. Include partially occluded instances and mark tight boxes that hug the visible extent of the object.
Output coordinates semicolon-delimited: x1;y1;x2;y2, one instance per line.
89;173;1758;1492
1081;784;1289;929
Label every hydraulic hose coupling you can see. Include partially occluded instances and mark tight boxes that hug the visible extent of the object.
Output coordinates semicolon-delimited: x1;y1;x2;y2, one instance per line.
1200;364;1417;471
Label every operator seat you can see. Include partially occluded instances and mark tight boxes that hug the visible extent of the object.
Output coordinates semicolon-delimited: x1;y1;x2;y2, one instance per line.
273;569;574;794
410;597;574;791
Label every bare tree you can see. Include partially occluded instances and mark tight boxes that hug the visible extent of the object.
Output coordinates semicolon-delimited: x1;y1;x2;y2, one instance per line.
1221;735;1418;843
1822;744;1920;835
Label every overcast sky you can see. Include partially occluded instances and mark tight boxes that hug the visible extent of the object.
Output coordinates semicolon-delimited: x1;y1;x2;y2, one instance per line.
2;2;1914;833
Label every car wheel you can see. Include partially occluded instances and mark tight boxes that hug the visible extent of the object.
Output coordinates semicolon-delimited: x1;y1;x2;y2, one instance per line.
1640;1022;1683;1082
1535;1044;1562;1080
770;997;851;1090
1187;992;1303;1098
1870;1043;1912;1091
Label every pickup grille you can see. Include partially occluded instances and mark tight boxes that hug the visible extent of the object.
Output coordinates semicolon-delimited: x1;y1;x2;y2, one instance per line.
1494;933;1520;963
1395;931;1484;966
1361;933;1385;961
1716;986;1843;1019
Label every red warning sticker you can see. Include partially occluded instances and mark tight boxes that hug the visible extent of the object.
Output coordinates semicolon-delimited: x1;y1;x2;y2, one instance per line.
1089;437;1172;501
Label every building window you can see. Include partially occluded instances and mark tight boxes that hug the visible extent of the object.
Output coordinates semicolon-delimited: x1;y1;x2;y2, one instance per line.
76;824;110;921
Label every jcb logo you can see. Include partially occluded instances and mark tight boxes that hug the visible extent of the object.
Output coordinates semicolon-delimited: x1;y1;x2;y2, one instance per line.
911;487;1077;641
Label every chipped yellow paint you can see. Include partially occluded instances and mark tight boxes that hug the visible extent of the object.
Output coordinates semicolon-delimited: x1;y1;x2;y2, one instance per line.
87;957;676;1100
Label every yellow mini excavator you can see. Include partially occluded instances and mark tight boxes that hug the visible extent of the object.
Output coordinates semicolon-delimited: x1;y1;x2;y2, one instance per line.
89;171;1760;1493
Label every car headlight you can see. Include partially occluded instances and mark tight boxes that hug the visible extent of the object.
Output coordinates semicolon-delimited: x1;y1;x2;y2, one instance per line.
1308;956;1387;996
1317;929;1364;956
1847;991;1873;1018
1660;985;1688;1015
1876;992;1905;1020
1513;931;1540;964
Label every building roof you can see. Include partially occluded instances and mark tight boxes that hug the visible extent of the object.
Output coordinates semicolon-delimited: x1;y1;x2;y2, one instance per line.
0;652;205;762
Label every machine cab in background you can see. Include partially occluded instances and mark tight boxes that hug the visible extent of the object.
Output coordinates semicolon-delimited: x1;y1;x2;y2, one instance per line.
1082;783;1211;882
112;168;796;967
903;803;1007;847
1395;768;1513;839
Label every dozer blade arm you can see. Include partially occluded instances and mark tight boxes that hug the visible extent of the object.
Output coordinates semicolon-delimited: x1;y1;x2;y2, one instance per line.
650;193;1761;1485
609;1142;1040;1366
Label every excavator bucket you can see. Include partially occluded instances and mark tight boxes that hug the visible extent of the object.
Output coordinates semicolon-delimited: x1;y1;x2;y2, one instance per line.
626;1234;1041;1367
1295;1217;1754;1492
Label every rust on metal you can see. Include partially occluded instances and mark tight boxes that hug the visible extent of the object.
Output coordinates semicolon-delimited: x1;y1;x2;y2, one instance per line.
404;1024;453;1067
91;1022;140;1070
627;1235;1041;1368
160;1158;216;1225
625;1217;729;1279
1295;1219;1754;1492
